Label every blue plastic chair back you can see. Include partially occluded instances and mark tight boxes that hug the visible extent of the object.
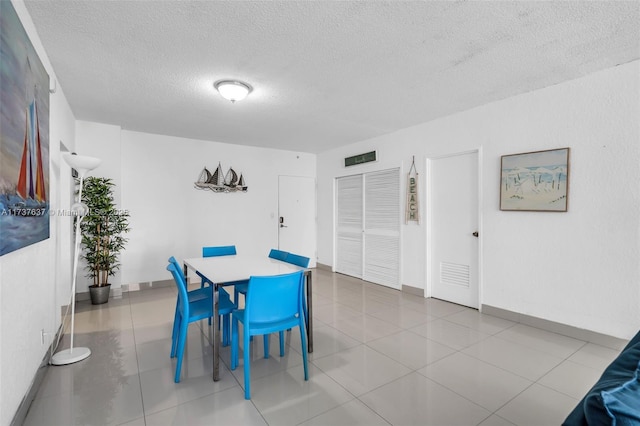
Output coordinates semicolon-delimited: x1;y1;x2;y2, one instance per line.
285;253;310;268
245;271;305;327
168;256;185;279
268;248;289;261
202;245;237;257
167;262;194;321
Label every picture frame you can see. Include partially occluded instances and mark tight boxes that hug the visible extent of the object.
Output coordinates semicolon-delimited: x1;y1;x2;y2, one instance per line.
0;1;51;256
500;147;570;212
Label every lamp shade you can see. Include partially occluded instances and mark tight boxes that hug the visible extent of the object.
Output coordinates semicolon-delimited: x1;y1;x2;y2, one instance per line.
214;80;252;102
62;153;101;175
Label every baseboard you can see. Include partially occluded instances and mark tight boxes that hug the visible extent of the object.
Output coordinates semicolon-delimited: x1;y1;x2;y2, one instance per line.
402;284;423;297
76;291;90;302
315;262;332;272
76;280;174;297
76;286;124;302
122;279;174;292
11;324;63;426
482;304;628;351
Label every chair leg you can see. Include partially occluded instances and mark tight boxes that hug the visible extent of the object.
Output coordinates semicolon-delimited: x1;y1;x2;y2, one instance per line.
244;329;252;399
263;334;269;359
231;317;238;370
279;331;285;357
299;323;308;381
303;292;308;329
222;314;230;347
174;322;188;383
171;305;180;358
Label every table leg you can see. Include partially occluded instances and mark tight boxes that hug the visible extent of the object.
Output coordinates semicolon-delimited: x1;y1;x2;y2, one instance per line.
213;284;220;381
305;270;313;353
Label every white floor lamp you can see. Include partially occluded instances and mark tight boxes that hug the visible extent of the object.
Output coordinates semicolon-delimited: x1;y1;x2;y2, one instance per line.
51;153;102;365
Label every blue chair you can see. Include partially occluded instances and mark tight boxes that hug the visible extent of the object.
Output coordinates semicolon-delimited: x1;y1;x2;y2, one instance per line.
168;256;235;345
268;248;289;261
166;261;235;383
202;245;236;257
230;271;309;399
284;253;310;268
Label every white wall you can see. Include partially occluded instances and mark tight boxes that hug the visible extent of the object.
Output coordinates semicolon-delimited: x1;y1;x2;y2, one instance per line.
318;61;640;339
1;1;77;423
75;127;316;287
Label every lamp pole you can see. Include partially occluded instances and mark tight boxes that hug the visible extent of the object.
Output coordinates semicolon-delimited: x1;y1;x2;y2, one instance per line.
51;154;101;365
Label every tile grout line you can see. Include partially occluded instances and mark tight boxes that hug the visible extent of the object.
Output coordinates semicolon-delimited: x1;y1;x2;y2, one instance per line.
128;292;150;425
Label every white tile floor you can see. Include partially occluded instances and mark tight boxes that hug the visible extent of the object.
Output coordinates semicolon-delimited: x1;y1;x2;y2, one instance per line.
23;269;621;426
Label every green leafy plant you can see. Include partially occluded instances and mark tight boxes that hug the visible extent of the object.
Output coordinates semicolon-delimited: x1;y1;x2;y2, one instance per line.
79;177;130;287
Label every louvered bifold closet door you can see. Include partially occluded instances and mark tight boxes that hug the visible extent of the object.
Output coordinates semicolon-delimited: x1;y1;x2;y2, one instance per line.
363;168;401;289
335;174;363;278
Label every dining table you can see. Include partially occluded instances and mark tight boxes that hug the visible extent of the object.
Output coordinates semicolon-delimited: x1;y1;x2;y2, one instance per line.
183;254;313;381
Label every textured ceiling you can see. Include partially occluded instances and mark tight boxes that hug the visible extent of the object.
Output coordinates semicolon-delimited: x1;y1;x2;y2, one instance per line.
24;1;640;154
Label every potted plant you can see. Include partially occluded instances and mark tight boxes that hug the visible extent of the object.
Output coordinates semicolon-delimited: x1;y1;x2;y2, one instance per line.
79;177;130;304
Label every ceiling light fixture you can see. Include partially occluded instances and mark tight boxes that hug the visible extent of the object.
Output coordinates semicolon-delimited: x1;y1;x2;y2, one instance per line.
214;80;253;103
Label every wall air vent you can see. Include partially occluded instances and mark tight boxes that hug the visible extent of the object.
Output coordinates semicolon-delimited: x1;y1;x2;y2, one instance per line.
344;151;377;167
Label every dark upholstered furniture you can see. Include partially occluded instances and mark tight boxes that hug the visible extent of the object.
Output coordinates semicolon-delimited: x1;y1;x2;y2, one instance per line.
563;330;640;425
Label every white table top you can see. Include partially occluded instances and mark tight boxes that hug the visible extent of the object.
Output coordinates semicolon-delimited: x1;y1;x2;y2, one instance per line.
183;254;305;284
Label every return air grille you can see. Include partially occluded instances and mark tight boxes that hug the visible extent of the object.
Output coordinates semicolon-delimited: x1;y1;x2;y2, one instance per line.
345;151;377;167
440;262;470;287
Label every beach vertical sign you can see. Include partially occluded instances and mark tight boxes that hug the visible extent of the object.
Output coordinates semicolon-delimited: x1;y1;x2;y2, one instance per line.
406;157;420;224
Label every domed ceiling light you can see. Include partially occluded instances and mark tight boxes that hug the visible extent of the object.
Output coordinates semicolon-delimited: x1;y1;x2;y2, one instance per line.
214;80;253;103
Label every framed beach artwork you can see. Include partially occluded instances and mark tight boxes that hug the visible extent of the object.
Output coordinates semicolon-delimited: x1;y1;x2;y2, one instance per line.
0;1;50;256
500;148;570;212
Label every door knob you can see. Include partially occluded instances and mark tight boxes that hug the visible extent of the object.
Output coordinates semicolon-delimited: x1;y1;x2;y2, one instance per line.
472;231;479;237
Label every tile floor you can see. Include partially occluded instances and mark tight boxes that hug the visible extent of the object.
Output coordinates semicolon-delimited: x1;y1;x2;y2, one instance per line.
23;269;622;425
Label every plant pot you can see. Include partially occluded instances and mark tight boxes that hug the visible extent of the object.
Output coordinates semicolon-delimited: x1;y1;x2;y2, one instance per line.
89;284;111;305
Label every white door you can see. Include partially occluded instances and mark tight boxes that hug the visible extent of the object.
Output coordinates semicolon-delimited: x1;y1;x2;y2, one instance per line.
363;169;401;289
278;176;317;268
429;151;479;308
335;174;363;278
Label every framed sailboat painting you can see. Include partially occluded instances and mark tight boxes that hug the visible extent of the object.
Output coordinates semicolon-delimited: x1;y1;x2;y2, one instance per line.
0;1;50;256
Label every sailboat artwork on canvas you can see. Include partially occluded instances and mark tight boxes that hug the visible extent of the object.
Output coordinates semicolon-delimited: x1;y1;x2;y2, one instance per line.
15;90;47;211
0;1;50;256
194;162;248;193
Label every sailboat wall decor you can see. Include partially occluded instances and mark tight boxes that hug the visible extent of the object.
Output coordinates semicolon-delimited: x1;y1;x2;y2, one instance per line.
194;162;248;193
0;2;51;256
